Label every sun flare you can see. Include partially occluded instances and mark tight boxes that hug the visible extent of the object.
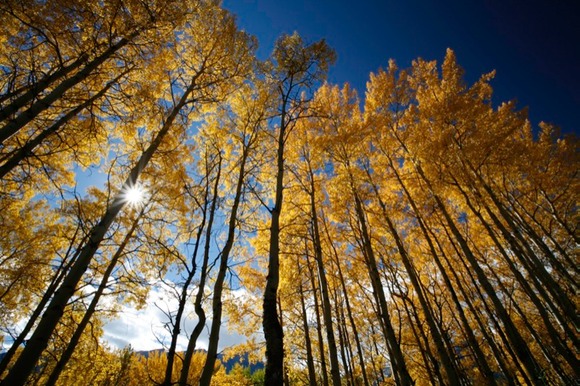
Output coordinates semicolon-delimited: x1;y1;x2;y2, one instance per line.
123;184;146;207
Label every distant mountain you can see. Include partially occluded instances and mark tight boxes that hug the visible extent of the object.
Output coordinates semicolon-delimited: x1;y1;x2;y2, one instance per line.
135;349;264;374
220;351;264;374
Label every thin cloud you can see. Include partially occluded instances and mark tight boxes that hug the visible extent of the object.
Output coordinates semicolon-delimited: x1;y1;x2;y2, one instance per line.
102;282;249;353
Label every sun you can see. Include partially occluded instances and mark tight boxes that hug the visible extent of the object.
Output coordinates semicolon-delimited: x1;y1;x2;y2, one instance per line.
123;183;147;208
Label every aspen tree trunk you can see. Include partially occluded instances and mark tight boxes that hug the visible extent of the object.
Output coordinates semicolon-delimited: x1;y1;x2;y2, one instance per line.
422;231;498;385
0;78;197;386
334;302;353;386
538;187;579;243
484;211;574;340
481;189;576;327
263;33;334;384
336;278;365;386
171;189;207;386
46;208;144;386
440;224;532;384
342;154;413;383
484;258;574;384
341;315;357;386
179;154;222;386
307;163;342;386
507;195;577;277
278;298;291;386
507;198;576;275
298;258;317;386
454;139;577;288
396;290;440;386
385;158;498;385
458;153;576;325
0;229;83;376
199;146;249;386
433;190;545;384
306;255;330;386
0;35;137;145
370;184;461;386
354;263;397;383
437;316;467;379
0;72;125;179
163;155;218;386
321;217;371;386
162;268;196;385
350;187;414;386
433;233;516;386
439;210;537;385
390;126;546;383
368;323;386;384
263;107;286;385
455;178;579;373
0;53;89;121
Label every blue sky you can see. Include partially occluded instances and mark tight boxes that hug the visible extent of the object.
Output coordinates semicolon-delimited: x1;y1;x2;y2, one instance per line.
223;0;579;135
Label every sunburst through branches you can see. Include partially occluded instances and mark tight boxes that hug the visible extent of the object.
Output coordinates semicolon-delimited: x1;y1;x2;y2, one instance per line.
122;183;147;208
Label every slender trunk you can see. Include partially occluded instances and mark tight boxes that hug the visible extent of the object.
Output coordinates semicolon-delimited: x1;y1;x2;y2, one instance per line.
306;255;329;386
434;233;516;386
455;177;579;373
162;271;195;386
199;145;249;386
45;209;143;386
163;159;217;386
440;213;534;385
391;128;546;383
298;258;317;386
438;222;532;385
396;290;440;385
385;266;443;384
386;155;498;385
483;257;574;384
0;76;197;386
307;162;342;386
367;177;461;386
433;191;545;383
172;195;206;386
485;191;576;328
0;72;125;179
0;34;137;145
462;157;576;328
263;112;286;385
0;229;83;376
350;185;414;386
0;53;89;121
368;323;385;384
480;165;576;286
334;299;353;386
507;196;577;278
278;297;290;386
356;235;395;382
179;153;222;385
322;215;370;386
539;187;579;243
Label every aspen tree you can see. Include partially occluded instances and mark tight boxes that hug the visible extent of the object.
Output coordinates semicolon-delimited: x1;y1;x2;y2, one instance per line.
314;83;415;386
262;32;334;385
0;2;254;383
198;83;267;386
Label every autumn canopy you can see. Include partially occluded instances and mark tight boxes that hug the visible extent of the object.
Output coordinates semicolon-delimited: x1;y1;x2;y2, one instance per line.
0;1;577;385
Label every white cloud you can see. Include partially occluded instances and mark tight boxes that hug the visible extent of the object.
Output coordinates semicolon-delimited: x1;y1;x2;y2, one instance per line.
102;282;250;353
1;283;252;356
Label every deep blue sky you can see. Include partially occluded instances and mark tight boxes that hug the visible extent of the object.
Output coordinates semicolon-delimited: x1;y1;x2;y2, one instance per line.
222;0;579;135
